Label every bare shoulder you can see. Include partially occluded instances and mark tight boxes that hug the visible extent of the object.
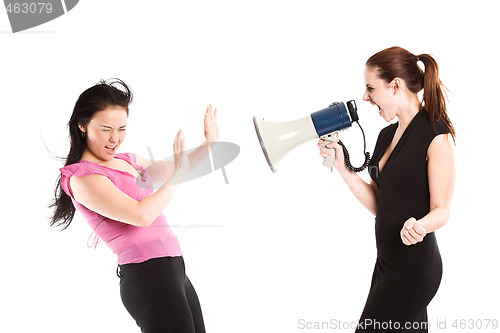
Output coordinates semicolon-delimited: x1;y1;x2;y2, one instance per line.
428;133;455;160
69;173;117;201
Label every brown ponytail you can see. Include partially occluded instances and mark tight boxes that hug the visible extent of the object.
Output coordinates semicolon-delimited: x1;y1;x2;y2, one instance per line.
366;47;456;141
417;53;455;140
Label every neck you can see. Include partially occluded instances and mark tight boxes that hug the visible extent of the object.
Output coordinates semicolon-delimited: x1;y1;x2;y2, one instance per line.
81;148;114;165
396;95;421;130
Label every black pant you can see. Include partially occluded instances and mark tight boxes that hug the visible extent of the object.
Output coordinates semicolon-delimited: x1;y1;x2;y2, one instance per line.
118;256;206;333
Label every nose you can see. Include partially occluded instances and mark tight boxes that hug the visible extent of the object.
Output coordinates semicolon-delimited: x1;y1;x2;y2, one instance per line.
109;130;117;143
362;90;370;102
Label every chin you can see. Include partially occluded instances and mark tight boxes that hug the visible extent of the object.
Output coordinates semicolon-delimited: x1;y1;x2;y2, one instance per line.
378;110;390;122
95;151;117;162
380;110;395;123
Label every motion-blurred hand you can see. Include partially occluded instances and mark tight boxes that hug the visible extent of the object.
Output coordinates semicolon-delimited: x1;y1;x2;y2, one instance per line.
204;104;219;142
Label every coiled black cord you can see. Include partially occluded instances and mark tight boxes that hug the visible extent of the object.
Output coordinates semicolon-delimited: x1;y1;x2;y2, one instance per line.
338;121;371;172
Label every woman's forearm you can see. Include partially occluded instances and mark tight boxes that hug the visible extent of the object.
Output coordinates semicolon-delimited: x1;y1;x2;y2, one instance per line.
143;140;211;183
137;169;187;226
417;207;450;234
337;167;378;216
187;140;211;172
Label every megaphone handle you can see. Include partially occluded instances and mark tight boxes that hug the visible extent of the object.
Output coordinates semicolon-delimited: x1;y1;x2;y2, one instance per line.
321;132;340;169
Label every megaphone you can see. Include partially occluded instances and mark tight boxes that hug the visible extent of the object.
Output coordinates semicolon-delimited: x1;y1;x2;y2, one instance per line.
253;100;370;173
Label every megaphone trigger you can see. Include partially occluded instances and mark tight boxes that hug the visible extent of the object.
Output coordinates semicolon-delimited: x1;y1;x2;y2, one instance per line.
320;131;340;169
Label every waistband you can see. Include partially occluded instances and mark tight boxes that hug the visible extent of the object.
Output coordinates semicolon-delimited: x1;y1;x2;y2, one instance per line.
116;256;183;278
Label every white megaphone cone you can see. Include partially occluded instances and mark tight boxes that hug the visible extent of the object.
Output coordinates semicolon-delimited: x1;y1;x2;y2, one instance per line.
253;114;318;173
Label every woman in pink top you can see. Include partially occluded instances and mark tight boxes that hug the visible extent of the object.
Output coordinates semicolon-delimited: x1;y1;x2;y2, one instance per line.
50;79;218;333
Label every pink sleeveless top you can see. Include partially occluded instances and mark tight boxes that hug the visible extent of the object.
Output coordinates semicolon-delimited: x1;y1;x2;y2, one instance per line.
59;153;182;265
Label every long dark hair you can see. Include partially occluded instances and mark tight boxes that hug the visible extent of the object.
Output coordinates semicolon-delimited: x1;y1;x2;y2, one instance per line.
366;46;456;141
49;79;133;230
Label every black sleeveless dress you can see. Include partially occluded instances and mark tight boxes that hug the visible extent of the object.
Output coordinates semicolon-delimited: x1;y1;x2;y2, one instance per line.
356;110;448;332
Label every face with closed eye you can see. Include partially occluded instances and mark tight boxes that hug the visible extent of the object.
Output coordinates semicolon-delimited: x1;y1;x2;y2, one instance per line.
78;107;128;163
362;66;399;122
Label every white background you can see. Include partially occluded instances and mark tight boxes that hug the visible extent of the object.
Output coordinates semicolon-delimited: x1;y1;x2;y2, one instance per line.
1;1;499;332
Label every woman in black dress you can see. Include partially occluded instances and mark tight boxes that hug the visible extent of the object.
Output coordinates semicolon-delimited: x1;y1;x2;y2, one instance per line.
319;47;456;332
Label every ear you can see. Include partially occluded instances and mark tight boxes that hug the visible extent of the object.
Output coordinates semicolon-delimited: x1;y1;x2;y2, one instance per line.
78;123;86;134
390;78;402;95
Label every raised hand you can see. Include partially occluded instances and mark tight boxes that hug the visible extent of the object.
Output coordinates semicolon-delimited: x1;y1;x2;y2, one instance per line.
204;104;219;142
173;129;189;175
